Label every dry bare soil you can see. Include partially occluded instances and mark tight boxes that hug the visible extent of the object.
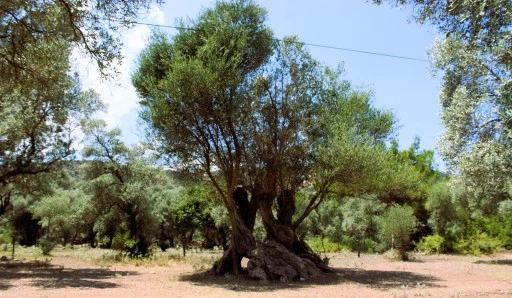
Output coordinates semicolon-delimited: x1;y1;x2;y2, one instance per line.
1;247;511;297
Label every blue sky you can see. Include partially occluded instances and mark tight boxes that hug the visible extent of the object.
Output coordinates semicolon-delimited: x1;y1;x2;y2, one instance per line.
80;0;445;170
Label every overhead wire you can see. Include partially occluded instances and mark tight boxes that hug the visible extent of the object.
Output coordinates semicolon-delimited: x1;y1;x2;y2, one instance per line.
128;20;431;63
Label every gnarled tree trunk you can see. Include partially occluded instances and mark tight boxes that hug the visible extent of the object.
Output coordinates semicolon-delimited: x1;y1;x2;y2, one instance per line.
246;189;331;281
210;187;332;281
210;187;258;275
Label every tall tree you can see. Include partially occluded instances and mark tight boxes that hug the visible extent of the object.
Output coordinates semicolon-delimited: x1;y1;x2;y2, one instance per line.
373;0;512;214
240;42;396;279
0;39;101;217
134;0;397;280
82;121;168;256
1;0;161;216
133;0;273;274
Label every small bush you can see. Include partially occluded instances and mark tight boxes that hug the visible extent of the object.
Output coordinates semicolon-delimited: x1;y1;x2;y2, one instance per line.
480;216;512;250
306;236;349;253
378;205;418;261
454;232;502;255
0;231;12;247
111;233;151;257
38;237;57;255
416;234;445;254
111;233;136;252
363;239;380;253
383;248;402;260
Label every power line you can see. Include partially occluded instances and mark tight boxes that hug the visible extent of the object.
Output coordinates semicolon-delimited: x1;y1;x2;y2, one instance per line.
298;42;430;62
129;21;430;63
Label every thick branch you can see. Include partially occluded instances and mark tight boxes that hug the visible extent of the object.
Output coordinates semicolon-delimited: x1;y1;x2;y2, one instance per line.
292;179;331;229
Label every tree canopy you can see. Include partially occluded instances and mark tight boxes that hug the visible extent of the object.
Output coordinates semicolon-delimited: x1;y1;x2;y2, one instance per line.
1;0;159;217
133;0;399;279
1;0;160;78
0;39;101;216
82;121;172;256
373;0;512;215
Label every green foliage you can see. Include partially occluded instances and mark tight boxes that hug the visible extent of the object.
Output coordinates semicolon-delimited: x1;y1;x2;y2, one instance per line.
425;181;456;238
372;2;512;254
375;0;512;217
314;66;398;198
37;237;57;255
340;195;384;255
156;183;225;255
304;199;344;242
388;138;444;200
479;216;512;250
1;0;156;219
447;216;506;255
112;233;137;252
133;0;400;263
0;43;101;218
30;186;91;246
0;229;12;247
305;236;348;253
2;0;158;78
133;2;277;260
379;205;418;260
82;122;175;257
454;232;502;256
498;199;512;217
416;234;445;254
133;0;273;173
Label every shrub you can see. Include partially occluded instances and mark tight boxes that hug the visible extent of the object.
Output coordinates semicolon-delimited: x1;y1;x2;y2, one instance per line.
37;237;57;255
0;231;11;246
363;239;380;253
416;234;445;254
306;236;349;253
454;232;502;255
379;205;418;261
480;216;512;250
112;233;136;252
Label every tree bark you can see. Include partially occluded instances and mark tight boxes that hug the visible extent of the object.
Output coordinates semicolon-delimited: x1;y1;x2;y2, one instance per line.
210;187;332;280
277;189;295;227
246;189;332;281
210;187;257;275
254;189;295;250
209;247;244;275
247;239;322;282
180;235;187;257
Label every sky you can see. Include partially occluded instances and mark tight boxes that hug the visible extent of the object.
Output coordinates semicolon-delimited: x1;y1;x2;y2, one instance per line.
78;0;445;170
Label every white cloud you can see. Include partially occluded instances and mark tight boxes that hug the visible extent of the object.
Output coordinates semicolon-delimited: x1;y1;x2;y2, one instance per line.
148;5;166;24
76;4;165;138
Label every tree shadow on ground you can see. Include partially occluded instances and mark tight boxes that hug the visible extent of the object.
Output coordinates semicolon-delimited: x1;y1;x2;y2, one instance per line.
0;260;136;290
0;281;9;291
474;259;512;266
179;267;441;293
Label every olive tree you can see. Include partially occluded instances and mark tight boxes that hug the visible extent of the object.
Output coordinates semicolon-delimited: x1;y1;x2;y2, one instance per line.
0;40;101;217
379;205;418;261
341;195;385;257
1;0;161;78
1;0;161;217
134;0;397;280
373;0;512;215
133;0;273;274
82;121;170;256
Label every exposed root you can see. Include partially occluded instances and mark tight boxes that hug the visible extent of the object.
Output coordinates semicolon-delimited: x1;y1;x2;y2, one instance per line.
247;240;325;282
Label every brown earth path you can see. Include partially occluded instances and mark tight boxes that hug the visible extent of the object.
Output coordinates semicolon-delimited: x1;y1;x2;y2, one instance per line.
1;250;511;297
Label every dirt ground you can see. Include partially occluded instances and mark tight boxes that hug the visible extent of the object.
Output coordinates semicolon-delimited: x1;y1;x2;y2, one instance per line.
1;248;511;297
